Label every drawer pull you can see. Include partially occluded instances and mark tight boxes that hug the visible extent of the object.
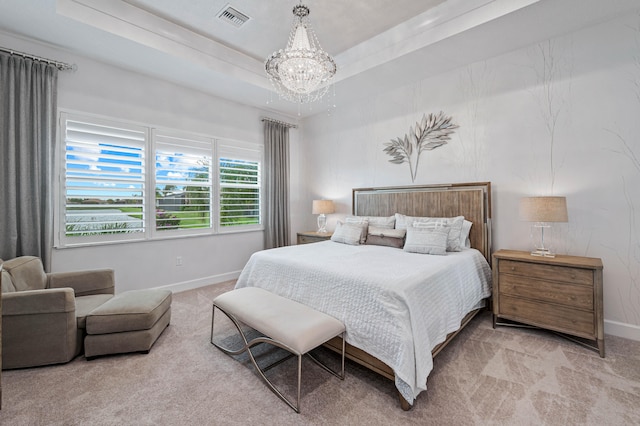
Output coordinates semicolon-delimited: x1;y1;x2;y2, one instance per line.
510;266;516;271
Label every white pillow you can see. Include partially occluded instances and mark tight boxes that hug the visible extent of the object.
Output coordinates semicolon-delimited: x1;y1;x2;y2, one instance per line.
345;216;368;224
395;214;465;252
331;222;366;245
461;220;472;248
346;215;395;228
344;217;369;244
403;225;449;255
413;220;448;230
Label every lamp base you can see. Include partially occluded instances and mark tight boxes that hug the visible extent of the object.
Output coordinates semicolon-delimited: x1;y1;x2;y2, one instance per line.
530;223;556;258
317;214;327;233
530;248;556;258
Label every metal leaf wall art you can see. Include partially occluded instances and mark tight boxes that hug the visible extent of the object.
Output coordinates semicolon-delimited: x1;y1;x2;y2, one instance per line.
383;111;459;182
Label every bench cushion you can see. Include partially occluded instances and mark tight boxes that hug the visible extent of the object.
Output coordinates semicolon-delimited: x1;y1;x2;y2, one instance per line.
86;289;172;335
213;287;345;355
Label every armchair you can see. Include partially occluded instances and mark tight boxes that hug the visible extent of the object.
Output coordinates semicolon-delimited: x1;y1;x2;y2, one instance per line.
1;256;114;369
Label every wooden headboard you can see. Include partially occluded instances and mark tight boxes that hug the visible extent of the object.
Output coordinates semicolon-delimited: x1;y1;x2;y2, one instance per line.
352;182;492;263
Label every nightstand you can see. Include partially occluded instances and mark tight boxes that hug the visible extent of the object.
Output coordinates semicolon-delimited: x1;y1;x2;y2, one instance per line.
492;249;604;357
296;231;332;244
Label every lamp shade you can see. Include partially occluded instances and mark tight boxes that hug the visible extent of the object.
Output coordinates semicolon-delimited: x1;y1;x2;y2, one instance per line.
519;196;568;222
312;200;335;215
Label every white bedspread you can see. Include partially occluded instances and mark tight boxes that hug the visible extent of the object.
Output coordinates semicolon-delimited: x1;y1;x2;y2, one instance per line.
234;241;492;404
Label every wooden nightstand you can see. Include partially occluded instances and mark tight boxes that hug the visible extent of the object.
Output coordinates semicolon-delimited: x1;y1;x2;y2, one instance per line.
492;249;604;357
297;231;332;244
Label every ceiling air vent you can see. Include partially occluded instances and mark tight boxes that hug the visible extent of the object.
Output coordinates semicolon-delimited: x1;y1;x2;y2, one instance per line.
217;4;251;28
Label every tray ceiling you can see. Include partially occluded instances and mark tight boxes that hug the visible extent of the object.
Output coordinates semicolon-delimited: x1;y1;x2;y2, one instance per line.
0;0;638;118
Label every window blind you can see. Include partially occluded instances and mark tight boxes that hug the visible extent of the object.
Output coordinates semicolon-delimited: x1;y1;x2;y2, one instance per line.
154;132;213;231
63;117;146;238
218;140;262;229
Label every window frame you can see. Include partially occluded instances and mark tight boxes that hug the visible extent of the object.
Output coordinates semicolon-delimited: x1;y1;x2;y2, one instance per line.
56;111;263;248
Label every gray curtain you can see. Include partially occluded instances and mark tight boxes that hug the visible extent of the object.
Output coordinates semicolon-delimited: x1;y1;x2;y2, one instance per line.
263;120;290;249
0;52;58;270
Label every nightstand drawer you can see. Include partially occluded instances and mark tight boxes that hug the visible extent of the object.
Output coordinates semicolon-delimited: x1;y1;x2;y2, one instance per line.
499;259;592;285
499;295;595;337
296;232;332;244
298;234;321;244
499;273;593;310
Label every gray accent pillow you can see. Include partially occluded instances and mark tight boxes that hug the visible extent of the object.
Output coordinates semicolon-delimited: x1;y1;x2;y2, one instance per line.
403;225;449;255
331;222;366;245
365;226;406;249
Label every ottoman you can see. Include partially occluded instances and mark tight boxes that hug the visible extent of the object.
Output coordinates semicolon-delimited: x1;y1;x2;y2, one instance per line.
84;289;172;359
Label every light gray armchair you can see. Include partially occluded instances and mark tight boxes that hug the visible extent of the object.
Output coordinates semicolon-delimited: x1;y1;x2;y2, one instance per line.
1;256;114;369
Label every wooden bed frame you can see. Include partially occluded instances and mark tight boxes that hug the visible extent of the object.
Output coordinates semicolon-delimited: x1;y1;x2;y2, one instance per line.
324;182;492;410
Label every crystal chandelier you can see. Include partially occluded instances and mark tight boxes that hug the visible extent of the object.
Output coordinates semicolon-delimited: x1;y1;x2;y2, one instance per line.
265;3;336;104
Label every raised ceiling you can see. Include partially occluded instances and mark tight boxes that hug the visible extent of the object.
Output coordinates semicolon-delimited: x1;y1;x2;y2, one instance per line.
125;0;448;61
0;0;638;118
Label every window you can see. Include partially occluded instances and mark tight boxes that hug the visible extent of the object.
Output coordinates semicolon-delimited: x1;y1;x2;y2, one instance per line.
61;114;147;244
153;131;213;234
58;113;262;247
218;141;262;231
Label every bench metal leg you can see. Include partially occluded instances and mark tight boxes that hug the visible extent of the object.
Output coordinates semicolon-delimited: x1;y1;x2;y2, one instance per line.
210;303;345;413
307;333;345;381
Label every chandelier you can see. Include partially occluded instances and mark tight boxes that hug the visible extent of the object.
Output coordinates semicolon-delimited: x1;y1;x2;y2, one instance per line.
265;3;336;104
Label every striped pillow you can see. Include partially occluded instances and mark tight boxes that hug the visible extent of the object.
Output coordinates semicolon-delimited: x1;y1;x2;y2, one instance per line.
331;222;366;245
403;225;449;255
344;216;369;243
395;214;465;252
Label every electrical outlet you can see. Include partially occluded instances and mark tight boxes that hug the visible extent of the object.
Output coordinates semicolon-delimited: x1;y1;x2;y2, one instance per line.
176;256;183;266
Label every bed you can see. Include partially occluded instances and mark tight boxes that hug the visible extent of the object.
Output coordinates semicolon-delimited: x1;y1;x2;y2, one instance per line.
235;182;493;409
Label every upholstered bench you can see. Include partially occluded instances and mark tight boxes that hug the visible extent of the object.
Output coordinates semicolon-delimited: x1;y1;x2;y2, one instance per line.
84;289;172;359
210;287;345;413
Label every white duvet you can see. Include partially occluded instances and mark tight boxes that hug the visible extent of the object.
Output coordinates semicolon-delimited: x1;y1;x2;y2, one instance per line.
235;241;492;404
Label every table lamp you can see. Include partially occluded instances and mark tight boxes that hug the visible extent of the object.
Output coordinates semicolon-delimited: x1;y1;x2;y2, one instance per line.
312;200;335;233
519;196;568;258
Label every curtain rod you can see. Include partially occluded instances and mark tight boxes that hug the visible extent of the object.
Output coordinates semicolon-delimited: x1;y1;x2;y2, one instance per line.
0;46;76;71
261;117;298;129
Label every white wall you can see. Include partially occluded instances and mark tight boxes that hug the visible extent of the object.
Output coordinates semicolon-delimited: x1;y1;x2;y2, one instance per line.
2;32;301;293
6;11;640;339
299;12;640;340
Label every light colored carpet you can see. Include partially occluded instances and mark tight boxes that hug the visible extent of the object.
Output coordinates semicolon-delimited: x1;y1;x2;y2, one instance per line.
1;281;639;425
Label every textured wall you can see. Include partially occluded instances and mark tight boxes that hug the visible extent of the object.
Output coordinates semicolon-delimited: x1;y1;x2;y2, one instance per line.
300;12;640;338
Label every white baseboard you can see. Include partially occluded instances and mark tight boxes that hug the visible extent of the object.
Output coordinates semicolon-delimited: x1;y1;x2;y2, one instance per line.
605;319;640;341
155;270;242;293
